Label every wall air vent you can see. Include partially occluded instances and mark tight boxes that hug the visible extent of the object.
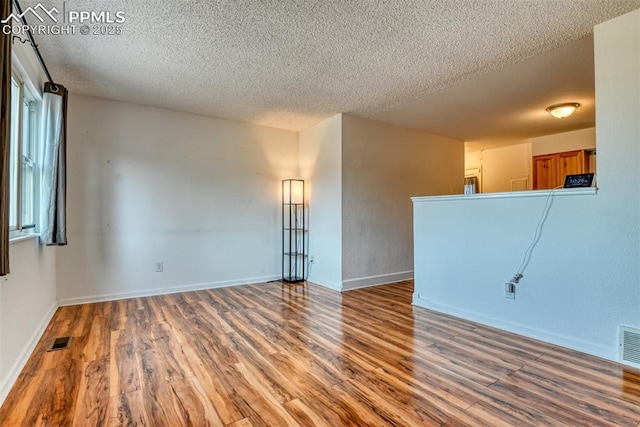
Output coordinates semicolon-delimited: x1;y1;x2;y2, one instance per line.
619;326;640;368
48;336;72;352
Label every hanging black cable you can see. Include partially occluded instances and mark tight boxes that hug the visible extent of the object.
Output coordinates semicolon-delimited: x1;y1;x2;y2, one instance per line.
10;0;57;90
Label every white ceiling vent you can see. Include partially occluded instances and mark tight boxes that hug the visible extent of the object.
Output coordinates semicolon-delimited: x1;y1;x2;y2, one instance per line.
619;326;640;368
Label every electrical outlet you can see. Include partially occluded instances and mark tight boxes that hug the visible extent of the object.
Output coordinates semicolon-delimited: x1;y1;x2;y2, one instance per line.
155;261;164;272
505;282;515;299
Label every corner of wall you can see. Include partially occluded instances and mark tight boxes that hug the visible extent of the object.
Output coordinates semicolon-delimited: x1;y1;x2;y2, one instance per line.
298;114;344;289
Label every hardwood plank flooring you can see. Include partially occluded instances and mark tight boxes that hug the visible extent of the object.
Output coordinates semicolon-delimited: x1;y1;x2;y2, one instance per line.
1;280;640;426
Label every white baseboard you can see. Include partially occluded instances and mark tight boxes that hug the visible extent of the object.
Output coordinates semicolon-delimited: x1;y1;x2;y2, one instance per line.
313;282;342;292
58;275;281;306
0;301;58;406
412;293;615;362
306;275;342;292
342;271;413;292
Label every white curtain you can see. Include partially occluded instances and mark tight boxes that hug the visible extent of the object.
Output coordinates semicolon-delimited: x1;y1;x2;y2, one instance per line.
40;83;67;245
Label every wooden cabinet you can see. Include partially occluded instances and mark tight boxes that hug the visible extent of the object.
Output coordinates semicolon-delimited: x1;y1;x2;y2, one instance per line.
533;150;593;190
533;154;558;190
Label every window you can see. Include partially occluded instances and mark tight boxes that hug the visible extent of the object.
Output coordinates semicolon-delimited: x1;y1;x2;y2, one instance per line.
9;74;39;235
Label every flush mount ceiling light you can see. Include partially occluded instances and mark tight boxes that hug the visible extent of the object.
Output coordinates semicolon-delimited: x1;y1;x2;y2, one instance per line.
546;103;580;119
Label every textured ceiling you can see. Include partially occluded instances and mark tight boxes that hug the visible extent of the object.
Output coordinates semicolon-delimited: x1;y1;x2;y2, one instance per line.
18;0;640;139
374;35;596;149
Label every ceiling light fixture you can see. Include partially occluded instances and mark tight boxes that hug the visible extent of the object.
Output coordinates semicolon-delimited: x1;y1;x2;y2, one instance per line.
546;103;580;119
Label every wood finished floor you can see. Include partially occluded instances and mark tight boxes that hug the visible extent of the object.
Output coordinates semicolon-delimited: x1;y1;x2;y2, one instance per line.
1;280;640;426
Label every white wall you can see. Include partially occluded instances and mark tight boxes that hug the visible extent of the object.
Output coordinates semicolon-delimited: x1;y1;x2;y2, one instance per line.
0;44;58;404
58;96;298;304
341;115;463;288
299;114;343;290
412;9;640;361
532;127;596;156
465;141;532;193
0;240;57;405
